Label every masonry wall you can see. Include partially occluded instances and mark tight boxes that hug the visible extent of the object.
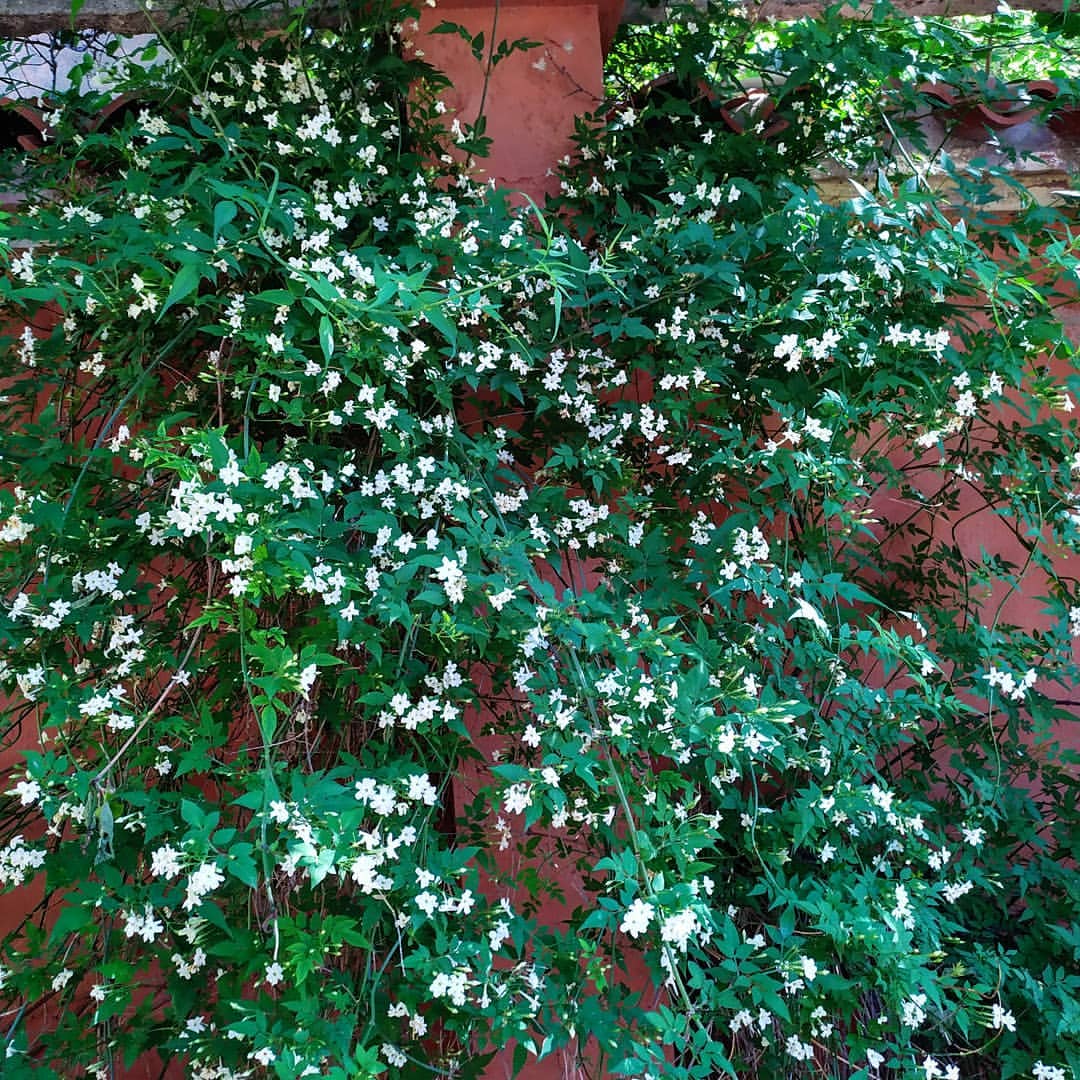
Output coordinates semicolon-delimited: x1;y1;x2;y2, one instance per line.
1;2;1079;1077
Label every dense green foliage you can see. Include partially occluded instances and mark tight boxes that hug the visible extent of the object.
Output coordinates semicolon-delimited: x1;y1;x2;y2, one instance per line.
0;2;1078;1077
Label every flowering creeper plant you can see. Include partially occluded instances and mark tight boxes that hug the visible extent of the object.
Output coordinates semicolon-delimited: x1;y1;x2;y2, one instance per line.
0;1;1078;1078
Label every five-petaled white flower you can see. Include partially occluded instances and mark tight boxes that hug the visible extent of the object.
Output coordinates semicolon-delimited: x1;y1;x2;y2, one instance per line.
620;898;653;939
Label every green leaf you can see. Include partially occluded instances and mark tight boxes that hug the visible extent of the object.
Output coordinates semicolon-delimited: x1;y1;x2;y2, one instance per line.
227;845;259;888
512;1042;529;1076
213;200;238;239
158;263;201;319
95;800;114;866
319;315;335;362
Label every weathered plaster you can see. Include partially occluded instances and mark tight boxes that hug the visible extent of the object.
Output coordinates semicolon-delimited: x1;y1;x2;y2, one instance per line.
413;2;607;197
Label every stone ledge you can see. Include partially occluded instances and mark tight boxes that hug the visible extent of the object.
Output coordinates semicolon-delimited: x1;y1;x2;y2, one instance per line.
0;0;1071;37
0;0;313;36
816;168;1078;212
627;0;1067;18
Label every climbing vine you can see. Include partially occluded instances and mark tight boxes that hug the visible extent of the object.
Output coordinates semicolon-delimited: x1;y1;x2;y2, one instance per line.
0;2;1077;1078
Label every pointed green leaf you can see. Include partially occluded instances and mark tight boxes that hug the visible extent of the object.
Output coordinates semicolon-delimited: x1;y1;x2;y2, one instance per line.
213;200;238;239
158;263;201;319
319;315;334;362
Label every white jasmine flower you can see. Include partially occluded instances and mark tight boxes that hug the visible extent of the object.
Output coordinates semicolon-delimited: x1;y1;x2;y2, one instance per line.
150;844;182;879
620;898;653;939
183;861;225;910
11;779;40;806
659;908;700;951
